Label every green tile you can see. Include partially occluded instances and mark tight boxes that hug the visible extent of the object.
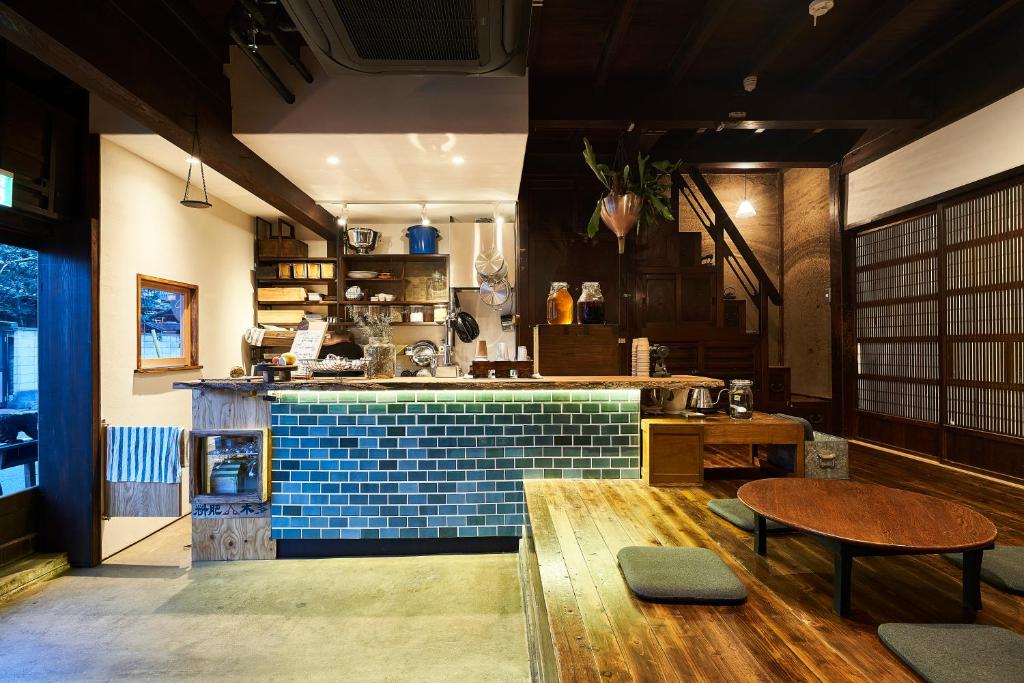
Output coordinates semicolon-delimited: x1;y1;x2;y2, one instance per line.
562;404;581;413
581;403;600;414
298;393;318;403
475;392;494;403
427;403;446;414
590;414;610;424
357;393;376;403
504;404;523;414
387;404;406;414
376;392;398;403
415;391;437;403
455;391;475;402
446;403;466;413
407;403;426;413
512;392;533;403
485;404;504;414
347;404;367;414
465;403;484;414
397;392;417;403
367;403;387;414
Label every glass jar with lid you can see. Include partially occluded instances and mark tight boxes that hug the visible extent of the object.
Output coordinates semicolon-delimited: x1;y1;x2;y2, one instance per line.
726;379;754;419
546;282;574;325
577;282;605;324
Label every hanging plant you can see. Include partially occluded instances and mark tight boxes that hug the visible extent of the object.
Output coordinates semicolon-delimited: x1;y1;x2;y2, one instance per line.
583;138;681;253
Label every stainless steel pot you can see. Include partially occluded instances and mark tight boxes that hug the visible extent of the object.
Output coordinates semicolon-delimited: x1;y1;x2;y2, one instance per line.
345;227;380;254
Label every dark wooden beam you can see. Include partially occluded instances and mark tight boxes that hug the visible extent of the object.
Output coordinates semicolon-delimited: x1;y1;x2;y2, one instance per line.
594;0;638;89
664;0;736;88
744;0;810;78
527;1;543;66
531;79;930;131
0;0;337;239
806;0;913;88
883;0;1024;86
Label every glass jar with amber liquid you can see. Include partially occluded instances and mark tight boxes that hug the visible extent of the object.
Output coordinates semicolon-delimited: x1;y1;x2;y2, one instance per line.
577;281;605;324
546;281;574;324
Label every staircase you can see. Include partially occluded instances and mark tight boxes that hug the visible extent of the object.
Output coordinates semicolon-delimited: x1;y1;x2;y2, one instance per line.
634;167;790;409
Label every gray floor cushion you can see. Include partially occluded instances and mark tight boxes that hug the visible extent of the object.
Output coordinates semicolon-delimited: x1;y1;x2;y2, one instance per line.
943;547;1024;595
708;498;787;533
617;546;747;604
878;623;1024;683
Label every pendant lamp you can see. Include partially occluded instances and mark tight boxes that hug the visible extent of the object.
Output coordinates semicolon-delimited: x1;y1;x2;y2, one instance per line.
735;174;756;218
181;116;212;209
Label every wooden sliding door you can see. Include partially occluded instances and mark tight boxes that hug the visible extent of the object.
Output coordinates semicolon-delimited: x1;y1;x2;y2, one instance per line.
849;176;1024;480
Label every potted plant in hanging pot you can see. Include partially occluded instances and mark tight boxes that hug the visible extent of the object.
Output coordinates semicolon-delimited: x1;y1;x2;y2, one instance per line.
583;138;682;253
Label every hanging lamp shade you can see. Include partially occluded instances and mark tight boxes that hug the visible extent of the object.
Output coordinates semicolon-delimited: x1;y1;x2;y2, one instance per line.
735;174;755;218
181;116;212;209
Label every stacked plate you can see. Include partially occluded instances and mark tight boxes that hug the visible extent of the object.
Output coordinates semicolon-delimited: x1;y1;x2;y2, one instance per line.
348;271;378;279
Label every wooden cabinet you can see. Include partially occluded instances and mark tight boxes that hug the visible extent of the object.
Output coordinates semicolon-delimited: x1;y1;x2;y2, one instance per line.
641;420;704;486
534;324;620;375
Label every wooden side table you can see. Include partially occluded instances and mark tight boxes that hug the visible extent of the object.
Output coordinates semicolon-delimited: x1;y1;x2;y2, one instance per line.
641;413;807;485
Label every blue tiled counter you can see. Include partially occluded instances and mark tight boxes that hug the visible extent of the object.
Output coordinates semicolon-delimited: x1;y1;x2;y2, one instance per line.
269;389;641;542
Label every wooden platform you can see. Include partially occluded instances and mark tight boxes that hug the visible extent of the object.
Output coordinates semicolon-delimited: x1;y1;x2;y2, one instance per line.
521;446;1024;682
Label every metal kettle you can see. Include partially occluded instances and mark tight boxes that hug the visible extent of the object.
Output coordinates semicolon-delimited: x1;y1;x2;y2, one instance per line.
686;386;727;414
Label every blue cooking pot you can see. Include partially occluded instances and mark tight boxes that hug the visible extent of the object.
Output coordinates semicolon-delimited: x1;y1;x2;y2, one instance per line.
406;224;441;254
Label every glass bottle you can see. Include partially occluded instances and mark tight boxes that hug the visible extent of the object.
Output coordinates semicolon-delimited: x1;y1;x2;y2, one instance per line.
364;337;396;379
577;282;605;324
727;379;754;419
546;282;574;324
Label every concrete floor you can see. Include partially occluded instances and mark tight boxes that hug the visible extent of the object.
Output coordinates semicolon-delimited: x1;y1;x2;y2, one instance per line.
0;518;531;681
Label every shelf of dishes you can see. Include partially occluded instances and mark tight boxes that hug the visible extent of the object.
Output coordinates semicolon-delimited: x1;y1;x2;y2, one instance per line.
344;302;449;324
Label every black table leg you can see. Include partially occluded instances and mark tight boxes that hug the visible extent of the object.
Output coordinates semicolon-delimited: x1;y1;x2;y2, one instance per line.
962;548;984;619
833;546;853;616
753;513;767;556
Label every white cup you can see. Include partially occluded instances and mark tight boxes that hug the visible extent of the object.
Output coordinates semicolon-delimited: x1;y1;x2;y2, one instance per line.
517;345;529;361
495;341;508;361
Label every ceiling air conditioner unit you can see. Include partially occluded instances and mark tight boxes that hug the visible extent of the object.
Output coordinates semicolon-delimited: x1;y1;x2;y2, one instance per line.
280;0;530;76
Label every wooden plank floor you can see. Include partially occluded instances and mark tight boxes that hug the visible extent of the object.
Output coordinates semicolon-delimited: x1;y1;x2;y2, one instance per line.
523;445;1024;682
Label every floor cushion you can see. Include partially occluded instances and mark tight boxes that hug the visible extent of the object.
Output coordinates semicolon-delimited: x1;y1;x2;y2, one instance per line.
708;498;787;533
878;623;1024;683
617;546;747;604
943;547;1024;594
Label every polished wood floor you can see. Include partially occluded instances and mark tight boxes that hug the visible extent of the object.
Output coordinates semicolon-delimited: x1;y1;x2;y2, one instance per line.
523;445;1024;682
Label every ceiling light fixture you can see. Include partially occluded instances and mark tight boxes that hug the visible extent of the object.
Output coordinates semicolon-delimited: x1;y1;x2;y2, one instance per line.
452;155;465;166
181;115;212;209
808;0;834;26
326;155;340;165
420;203;431;226
736;174;756;218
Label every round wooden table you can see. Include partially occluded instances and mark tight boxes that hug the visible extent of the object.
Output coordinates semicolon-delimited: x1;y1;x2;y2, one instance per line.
737;478;997;617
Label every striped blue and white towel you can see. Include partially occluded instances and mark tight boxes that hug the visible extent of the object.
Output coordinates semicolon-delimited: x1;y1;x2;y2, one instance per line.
106;426;183;484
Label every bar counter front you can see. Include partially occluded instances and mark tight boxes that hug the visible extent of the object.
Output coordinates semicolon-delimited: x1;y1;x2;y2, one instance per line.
175;375;719;560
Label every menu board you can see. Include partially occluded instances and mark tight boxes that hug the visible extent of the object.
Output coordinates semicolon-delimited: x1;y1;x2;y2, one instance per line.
289;320;327;360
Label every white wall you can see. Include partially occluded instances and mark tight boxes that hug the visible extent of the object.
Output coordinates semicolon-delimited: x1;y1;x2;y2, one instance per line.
99;138;256;558
847;87;1024;227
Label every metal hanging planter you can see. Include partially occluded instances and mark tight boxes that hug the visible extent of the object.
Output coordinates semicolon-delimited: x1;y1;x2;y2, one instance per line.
600;190;642;254
181;115;212;209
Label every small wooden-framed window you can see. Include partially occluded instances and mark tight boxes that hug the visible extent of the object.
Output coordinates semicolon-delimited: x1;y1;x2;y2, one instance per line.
136;275;199;372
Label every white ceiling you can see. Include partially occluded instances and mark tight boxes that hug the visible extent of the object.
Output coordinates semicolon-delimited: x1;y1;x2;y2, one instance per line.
102;133;284;221
237;132;527;211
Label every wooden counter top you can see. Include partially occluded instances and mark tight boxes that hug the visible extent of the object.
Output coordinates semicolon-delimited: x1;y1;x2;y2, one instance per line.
173;375;722;393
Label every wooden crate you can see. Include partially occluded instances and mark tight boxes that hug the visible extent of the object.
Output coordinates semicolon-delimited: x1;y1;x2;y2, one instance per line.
320;262;335;279
533;324;620;376
257;238;308;258
641;420;704;486
257;309;305;325
307;263;321;279
291;262;308;279
257;287;306;302
276;263;292;279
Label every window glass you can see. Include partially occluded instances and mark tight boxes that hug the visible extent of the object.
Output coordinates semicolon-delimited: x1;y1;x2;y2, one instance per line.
140;287;185;360
0;243;39;496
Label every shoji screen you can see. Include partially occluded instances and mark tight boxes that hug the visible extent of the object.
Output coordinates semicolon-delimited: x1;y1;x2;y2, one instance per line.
853;214;940;423
944;182;1024;438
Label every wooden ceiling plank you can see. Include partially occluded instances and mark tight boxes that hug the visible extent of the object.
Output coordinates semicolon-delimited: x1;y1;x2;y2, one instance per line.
744;1;812;79
665;0;736;88
883;0;1024;86
0;0;336;238
594;0;638;89
807;0;914;88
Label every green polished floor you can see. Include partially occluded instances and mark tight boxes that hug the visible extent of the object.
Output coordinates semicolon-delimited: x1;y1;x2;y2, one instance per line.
0;518;530;681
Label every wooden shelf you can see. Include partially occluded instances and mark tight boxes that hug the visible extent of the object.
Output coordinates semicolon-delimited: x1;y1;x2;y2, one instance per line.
345;277;404;283
258;299;338;306
257;256;339;263
340;300;445;306
343;254;448;261
337;321;444;327
257;278;336;285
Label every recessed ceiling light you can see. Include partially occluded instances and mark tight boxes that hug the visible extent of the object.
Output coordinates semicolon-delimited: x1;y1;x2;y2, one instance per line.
326;155;340;165
452;155;465;166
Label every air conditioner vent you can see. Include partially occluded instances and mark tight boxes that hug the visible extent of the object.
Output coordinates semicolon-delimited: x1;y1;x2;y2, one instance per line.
282;0;528;76
334;0;480;62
